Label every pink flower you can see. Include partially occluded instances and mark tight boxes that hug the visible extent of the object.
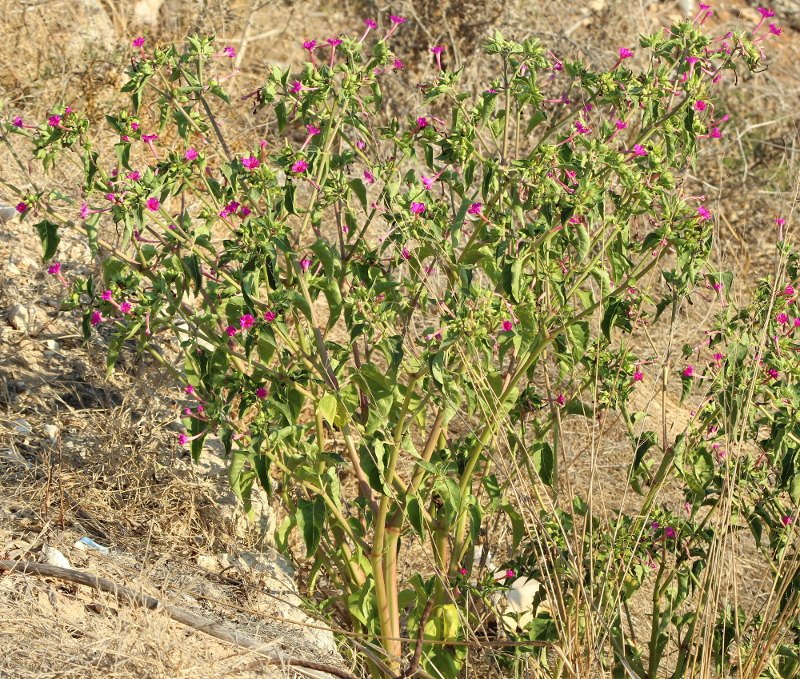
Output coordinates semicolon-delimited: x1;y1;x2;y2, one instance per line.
555;394;566;406
767;368;779;380
769;23;782;35
632;144;648;156
222;46;236;58
47;115;61;128
364;18;377;29
302;40;317;52
784;285;795;296
240;314;255;329
79;203;90;220
242;155;260;170
300;257;312;273
618;47;634;59
501;320;514;332
130;122;139;131
101;290;113;301
712;352;724;362
363;170;375;184
185;385;195;394
468;202;482;215
777;313;789;325
256;387;268;399
505;569;516;579
421;175;435;190
225;325;237;337
697;205;712;221
326;37;343;47
185;147;198;161
664;527;676;539
782;514;793;526
306;124;321;136
401;246;411;260
127;171;141;181
410;201;426;215
459;567;468;576
356;139;366;150
416;116;428;128
709;127;722;139
292;159;308;173
794;318;800;327
132;37;145;48
633;370;643;382
290;80;303;94
392;58;404;70
47;262;61;275
90;310;104;326
682;365;695;378
775;217;786;227
389;15;407;24
615;119;628;129
430;45;444;55
264;310;277;322
575;120;591;135
142;133;158;143
758;7;775;18
694;100;707;111
178;434;189;446
15;202;28;214
146;197;160;212
239;206;251;217
12;116;23;128
120;301;133;314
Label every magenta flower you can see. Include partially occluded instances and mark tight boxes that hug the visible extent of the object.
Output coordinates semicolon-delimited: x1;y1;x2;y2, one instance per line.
421;174;435;190
697;205;712;221
555;394;566;406
142;133;158;143
682;365;695;378
775;217;786;227
239;206;251;217
15;202;28;214
12;116;23;128
127;171;141;181
501;320;514;332
222;46;236;58
146;197;160;212
777;313;789;325
575;120;591;135
633;370;643;382
505;569;516;579
784;285;795;295
120;301;133;315
767;368;779;380
46;262;61;277
782;514;793;526
410;202;426;216
47;115;62;128
795;318;800;327
302;40;317;52
291;159;309;173
664;527;676;539
708;127;722;138
468;202;482;215
401;246;411;260
242;155;260;170
430;45;444;55
769;23;782;35
239;314;255;330
416;116;428;128
632;144;648;156
90;310;104;326
178;434;189;446
758;7;775;18
79;203;90;220
256;387;268;399
364;18;377;29
185;147;198;161
392;58;404;70
389;15;407;24
225;325;237;337
101;290;113;301
132;37;145;48
694;100;707;111
327;37;343;47
615;119;628;129
185;385;195;394
264;310;277;322
290;80;303;94
356;139;366;150
300;257;312;273
363;169;375;184
618;47;634;59
306;124;321;136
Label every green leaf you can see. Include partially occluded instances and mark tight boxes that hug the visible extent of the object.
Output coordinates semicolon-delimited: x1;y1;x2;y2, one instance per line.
296;496;325;556
349;178;368;211
530;442;554;486
318;393;338;427
34;220;60;262
359;439;389;495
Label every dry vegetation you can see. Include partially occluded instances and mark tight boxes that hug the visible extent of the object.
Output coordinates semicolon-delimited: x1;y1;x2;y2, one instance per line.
1;0;799;676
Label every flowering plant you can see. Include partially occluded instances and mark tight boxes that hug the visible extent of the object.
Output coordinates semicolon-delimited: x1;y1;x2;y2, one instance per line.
4;8;798;677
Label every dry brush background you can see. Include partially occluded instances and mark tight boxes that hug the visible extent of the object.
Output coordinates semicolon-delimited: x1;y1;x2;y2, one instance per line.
0;0;799;677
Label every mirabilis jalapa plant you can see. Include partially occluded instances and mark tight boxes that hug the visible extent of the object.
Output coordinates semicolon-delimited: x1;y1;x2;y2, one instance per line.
5;4;799;677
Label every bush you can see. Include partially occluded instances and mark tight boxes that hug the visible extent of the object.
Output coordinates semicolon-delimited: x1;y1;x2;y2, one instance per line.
5;8;798;677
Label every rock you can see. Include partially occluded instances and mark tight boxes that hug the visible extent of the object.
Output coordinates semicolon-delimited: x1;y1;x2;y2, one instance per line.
133;0;165;24
43;424;59;443
0;205;16;222
45;339;59;352
41;545;72;570
12;419;34;437
7;304;30;331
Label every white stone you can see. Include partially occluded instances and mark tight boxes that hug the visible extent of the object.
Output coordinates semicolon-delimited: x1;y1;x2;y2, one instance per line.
41;545;72;570
43;424;59;442
133;0;165;25
7;304;29;331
